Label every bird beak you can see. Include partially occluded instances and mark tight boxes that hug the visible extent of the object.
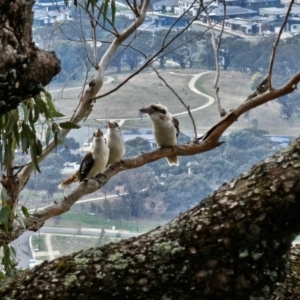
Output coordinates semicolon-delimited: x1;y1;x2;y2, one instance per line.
94;129;102;137
107;121;115;129
139;107;153;114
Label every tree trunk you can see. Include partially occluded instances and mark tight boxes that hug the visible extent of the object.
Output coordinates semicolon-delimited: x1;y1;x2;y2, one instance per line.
1;137;300;299
0;0;61;115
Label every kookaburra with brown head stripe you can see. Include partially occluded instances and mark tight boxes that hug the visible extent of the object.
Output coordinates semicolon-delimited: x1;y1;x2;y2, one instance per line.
104;121;126;165
58;129;109;189
139;103;179;166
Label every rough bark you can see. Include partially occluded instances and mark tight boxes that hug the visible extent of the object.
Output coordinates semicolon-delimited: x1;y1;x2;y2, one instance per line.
0;0;61;115
1;137;300;299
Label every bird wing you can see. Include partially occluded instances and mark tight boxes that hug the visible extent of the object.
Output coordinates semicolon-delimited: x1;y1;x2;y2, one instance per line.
172;117;180;138
79;152;94;182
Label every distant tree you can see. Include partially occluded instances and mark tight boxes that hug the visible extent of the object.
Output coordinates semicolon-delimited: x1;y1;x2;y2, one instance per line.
109;166;159;218
27;165;62;202
219;37;251;71
162;174;212;213
191;157;237;190
124;137;152;157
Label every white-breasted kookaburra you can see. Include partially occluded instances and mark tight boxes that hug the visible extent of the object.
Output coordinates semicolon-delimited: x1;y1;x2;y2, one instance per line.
139;103;179;166
104;121;126;165
58;129;109;189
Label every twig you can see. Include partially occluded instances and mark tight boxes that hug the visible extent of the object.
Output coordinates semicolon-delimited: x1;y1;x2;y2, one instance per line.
268;0;294;90
201;0;227;117
151;66;198;142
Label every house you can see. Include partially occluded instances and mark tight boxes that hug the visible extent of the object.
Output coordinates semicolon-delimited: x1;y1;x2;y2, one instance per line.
200;5;258;22
258;6;300;32
245;0;284;11
154;15;191;27
33;0;71;26
174;0;202;16
152;0;179;13
224;18;259;34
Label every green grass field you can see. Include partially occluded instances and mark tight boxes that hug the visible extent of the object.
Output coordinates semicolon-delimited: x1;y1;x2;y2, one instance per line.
50;68;300;139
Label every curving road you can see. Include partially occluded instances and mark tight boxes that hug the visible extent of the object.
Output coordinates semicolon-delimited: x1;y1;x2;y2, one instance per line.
94;71;215;126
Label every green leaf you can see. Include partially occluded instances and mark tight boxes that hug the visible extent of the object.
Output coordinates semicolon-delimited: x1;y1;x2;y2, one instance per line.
1;188;10;202
45;125;52;147
30;144;41;173
0;271;5;281
21;206;29;218
12;120;20;149
59;121;80;129
0;207;10;224
103;0;109;25
45;96;64;118
33;104;40;124
10;246;16;257
36;140;43;156
16;211;26;230
111;0;116;25
34;97;50;119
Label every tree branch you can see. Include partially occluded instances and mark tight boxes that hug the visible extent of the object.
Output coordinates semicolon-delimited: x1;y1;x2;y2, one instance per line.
3;70;298;244
17;0;151;192
151;66;198;142
200;0;227;117
267;0;294;90
2;134;300;298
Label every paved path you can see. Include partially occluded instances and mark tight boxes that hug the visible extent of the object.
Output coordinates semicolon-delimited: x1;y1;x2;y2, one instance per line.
45;234;56;260
169;71;214;116
95;71;215;124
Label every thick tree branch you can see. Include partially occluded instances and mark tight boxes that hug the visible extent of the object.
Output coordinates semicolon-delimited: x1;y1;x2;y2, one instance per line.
2;134;300;298
0;0;61;115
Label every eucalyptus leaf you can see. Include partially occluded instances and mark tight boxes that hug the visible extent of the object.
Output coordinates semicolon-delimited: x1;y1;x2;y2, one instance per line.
21;206;29;218
103;0;109;25
111;0;116;25
0;207;10;224
30;144;41;173
59;121;80;129
1;188;10;202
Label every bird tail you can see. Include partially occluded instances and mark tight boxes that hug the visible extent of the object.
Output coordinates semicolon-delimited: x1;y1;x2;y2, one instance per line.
166;155;179;166
58;171;79;189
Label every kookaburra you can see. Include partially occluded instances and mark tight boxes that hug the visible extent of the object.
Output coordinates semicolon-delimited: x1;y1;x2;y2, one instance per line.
139;103;179;166
58;129;109;189
104;121;126;165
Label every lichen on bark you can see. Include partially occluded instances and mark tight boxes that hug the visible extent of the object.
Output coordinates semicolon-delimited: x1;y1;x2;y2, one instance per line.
1;137;300;299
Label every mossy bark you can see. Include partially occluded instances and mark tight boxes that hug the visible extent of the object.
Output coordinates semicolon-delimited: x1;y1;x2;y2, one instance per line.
0;0;60;115
1;138;300;299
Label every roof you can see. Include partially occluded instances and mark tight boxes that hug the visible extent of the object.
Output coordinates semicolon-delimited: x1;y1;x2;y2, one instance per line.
204;5;257;17
246;0;280;3
249;15;277;22
259;6;300;15
225;18;254;25
153;0;178;6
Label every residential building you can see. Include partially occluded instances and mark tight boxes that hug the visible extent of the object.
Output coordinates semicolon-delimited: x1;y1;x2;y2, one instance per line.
200;5;258;22
245;0;284;11
33;0;71;26
152;0;179;12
